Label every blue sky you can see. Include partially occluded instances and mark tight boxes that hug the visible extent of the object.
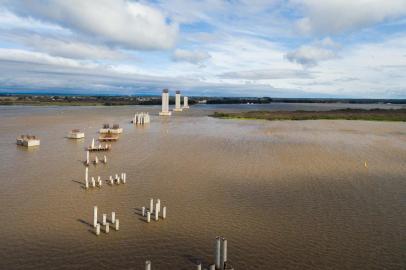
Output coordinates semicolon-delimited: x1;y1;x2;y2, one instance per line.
0;0;405;98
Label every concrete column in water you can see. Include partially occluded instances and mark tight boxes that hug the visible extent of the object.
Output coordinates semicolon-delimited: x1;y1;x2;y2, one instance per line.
159;89;171;116
174;90;183;111
115;219;119;231
157;199;161;210
93;206;98;227
220;238;227;270
196;262;202;270
91;138;95;148
91;177;96;188
209;265;215;270
145;260;151;270
149;198;154;213
95;223;100;235
95;156;98;164
85;167;89;189
105;222;110;234
103;155;107;163
147;211;151;223
86;150;90;165
111;212;116;224
183;96;189;109
102;214;107;225
162;206;167;219
142;207;146;217
215;237;221;269
155;204;159;221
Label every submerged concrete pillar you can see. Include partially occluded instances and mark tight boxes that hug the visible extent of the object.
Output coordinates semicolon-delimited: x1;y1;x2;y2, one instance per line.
85;167;89;189
162;206;167;219
102;214;107;225
86;150;89;165
111;212;116;224
91;177;96;188
95;156;98;164
215;237;221;269
147;211;151;223
145;260;151;270
150;198;154;213
159;89;172;116
196;262;202;270
105;222;110;234
174;90;182;111
95;223;100;235
103;155;107;164
142;207;146;217
220;238;227;270
91;138;95;148
115;219;119;231
155;204;159;221
93;206;98;227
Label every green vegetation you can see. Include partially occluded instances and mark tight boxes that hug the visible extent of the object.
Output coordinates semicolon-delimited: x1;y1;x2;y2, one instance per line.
211;109;406;122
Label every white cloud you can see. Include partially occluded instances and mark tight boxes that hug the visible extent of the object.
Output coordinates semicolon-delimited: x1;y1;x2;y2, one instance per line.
172;49;211;64
286;38;339;66
291;0;406;35
219;69;313;80
3;0;178;50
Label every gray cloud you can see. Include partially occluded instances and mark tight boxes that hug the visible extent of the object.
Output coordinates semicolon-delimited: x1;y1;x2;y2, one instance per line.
219;68;314;80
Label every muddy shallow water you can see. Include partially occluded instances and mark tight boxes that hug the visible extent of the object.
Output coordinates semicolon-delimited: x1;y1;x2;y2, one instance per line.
0;105;405;270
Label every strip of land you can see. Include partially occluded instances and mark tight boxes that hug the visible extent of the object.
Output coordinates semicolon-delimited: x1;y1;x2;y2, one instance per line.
211;109;406;122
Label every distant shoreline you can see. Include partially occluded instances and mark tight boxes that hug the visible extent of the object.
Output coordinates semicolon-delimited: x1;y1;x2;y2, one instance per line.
211;109;406;122
0;94;405;106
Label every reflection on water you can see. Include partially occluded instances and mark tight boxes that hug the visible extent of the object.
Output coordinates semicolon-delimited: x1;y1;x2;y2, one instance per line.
0;105;405;270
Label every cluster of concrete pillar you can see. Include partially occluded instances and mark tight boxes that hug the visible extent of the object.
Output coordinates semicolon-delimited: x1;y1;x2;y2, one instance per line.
133;112;150;125
93;206;119;236
108;173;127;185
215;237;231;270
84;167;104;189
85;150;108;166
142;198;166;223
159;89;190;116
88;138;111;151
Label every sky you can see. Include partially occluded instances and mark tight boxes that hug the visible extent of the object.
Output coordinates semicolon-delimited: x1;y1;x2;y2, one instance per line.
0;0;406;98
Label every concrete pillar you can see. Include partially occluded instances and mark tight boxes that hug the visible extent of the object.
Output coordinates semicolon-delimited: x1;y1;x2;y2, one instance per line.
215;237;221;269
93;206;98;227
150;198;154;213
91;177;96;188
145;260;151;270
95;156;98;164
111;212;116;224
102;214;107;225
162;206;166;219
103;155;107;164
157;199;161;210
220;238;227;270
209;265;215;270
147;211;151;223
174;90;182;111
95;223;100;236
98;177;102;187
86;150;90;165
123;173;126;183
183;96;189;109
85;167;89;189
115;219;119;231
105;222;110;234
155;204;159;221
109;176;113;185
196;262;202;270
159;89;171;116
142;206;146;217
91;138;95;148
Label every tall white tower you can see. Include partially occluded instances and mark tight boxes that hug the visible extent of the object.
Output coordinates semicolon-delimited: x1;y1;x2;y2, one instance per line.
159;89;172;116
174;90;183;112
183;96;189;109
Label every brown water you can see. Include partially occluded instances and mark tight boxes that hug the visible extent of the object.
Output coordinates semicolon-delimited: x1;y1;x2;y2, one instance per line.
0;105;405;270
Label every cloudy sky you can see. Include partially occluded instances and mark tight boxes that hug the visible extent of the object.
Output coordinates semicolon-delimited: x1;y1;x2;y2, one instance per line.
0;0;405;98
